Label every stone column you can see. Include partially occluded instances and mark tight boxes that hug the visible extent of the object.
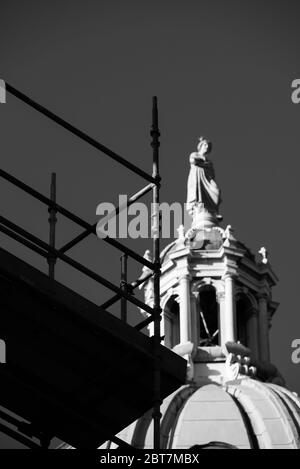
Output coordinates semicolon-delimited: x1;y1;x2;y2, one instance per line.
247;307;259;360
160;310;166;347
190;291;200;346
222;274;236;344
216;291;226;348
258;294;270;363
179;274;191;344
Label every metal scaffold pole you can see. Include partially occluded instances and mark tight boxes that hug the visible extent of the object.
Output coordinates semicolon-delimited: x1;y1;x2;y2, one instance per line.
120;253;128;323
151;96;162;450
48;172;57;280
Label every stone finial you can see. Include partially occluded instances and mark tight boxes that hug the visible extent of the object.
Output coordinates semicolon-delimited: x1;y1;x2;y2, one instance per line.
138;250;153;290
177;224;185;240
224;225;235;240
138;249;154;313
143;249;152;265
223;353;240;382
223;225;236;247
258;247;268;264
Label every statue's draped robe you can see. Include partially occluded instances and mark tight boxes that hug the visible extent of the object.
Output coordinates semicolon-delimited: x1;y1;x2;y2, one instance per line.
186;154;220;214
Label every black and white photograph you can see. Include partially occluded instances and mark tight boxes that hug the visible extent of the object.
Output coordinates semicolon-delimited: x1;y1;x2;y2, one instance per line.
0;0;300;455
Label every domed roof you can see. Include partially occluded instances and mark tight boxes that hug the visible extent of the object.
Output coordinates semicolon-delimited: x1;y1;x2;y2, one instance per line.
102;379;300;450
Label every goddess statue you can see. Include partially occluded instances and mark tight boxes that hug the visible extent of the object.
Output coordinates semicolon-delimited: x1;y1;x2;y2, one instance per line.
186;137;221;225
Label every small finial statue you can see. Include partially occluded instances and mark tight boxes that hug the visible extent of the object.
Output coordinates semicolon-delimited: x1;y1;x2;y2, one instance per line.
258;247;268;264
177;224;185;240
138;250;154;314
186;137;221;226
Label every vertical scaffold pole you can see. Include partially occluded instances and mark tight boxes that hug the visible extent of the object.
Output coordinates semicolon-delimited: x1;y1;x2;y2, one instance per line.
48;172;57;280
120;254;128;323
151;96;161;450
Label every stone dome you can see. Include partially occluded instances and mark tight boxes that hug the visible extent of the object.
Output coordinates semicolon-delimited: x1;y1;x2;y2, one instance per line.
102;379;300;450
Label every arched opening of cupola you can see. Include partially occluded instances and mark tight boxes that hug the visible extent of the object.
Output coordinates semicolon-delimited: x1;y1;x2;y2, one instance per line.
236;295;253;348
198;285;219;346
163;296;180;349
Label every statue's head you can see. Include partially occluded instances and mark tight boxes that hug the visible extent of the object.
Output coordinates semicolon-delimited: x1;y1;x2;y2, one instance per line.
197;137;212;156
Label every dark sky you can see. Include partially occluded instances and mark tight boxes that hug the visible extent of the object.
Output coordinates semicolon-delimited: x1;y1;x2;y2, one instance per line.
0;0;300;448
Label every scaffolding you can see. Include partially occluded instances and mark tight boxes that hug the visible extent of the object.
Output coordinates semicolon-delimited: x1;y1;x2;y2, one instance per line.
0;82;163;449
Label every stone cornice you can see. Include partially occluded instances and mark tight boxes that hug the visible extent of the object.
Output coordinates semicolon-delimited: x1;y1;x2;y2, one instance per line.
241;256;278;286
258;260;279;283
169;246;191;261
222;245;246;260
161;258;176;275
235;269;263;292
185;249;224;260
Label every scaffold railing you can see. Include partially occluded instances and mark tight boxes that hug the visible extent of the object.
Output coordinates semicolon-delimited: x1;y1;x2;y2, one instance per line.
0;82;162;449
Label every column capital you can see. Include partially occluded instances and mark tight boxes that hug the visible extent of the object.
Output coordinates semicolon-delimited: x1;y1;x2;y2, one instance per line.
247;306;259;318
178;272;191;282
216;290;225;301
222;272;238;281
257;292;269;302
191;290;199;299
